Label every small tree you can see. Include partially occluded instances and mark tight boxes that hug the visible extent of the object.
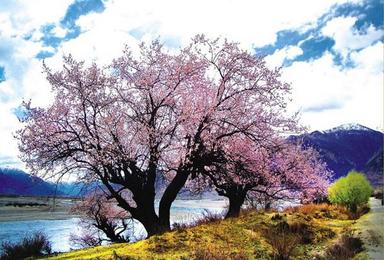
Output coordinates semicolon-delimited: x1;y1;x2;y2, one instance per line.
328;171;373;214
70;192;132;247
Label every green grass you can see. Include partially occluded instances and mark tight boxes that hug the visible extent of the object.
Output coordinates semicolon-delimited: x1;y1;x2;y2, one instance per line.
43;206;355;260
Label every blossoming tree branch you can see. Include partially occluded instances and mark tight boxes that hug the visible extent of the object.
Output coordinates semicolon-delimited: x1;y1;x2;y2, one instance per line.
17;35;331;237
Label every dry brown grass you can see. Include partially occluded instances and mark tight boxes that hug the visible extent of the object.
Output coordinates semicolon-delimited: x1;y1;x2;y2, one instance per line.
284;203;350;219
324;229;364;260
46;205;355;260
172;210;225;231
191;245;248;260
263;223;301;260
284;203;371;220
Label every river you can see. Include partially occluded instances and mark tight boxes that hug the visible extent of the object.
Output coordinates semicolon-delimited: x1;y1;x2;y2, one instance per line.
0;199;227;253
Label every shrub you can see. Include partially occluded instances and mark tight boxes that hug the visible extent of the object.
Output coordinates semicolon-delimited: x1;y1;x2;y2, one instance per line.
328;171;373;215
271;213;285;221
324;230;364;260
264;222;301;260
0;232;51;260
69;231;101;248
289;221;313;244
173;210;225;231
284;203;349;220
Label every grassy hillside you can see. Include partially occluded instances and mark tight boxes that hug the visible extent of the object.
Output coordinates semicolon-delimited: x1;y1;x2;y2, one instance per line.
42;203;368;260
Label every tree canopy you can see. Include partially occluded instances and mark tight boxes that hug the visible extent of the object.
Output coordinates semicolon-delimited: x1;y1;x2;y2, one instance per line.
17;35;330;236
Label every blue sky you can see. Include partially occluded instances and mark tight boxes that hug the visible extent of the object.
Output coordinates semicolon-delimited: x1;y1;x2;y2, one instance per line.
0;0;383;169
255;0;383;67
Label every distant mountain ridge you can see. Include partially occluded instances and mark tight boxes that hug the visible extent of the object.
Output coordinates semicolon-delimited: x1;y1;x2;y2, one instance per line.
289;123;383;186
0;168;85;197
362;146;383;186
0;168;64;196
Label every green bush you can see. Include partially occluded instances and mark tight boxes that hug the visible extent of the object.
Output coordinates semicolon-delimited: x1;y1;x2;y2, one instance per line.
328;171;373;214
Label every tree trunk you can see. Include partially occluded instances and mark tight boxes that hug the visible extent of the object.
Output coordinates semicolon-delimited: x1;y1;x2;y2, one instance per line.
134;190;170;237
225;191;246;218
102;225;126;243
225;196;245;218
264;201;272;211
140;216;168;237
158;169;190;230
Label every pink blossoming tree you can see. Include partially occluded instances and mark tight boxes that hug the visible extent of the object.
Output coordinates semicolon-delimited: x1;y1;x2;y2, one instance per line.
18;35;300;236
201;136;332;217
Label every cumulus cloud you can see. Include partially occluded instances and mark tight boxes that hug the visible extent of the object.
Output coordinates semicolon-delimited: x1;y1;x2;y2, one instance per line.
0;0;74;169
70;0;354;50
322;16;383;57
0;0;74;37
284;42;383;131
265;46;303;67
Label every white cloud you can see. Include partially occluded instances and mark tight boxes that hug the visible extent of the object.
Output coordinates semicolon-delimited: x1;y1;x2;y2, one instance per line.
350;41;383;73
53;15;139;65
265;46;303;67
71;0;354;50
322;16;383;58
283;42;383;132
0;0;74;37
0;82;23;169
52;26;68;38
0;0;75;169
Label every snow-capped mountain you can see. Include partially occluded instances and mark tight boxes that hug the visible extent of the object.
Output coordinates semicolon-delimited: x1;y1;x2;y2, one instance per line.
290;123;383;186
323;123;374;133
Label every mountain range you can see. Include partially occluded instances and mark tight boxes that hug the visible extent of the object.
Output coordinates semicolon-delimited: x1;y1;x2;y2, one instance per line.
289;123;383;186
0;123;382;197
0;168;65;196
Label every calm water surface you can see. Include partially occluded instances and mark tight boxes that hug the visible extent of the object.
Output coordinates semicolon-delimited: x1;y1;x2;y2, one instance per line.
0;199;226;253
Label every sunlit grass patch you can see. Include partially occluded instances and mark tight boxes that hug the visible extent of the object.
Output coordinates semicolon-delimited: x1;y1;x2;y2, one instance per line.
284;203;350;220
44;206;359;260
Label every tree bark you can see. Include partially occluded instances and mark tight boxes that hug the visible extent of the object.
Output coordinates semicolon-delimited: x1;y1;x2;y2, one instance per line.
132;189;170;237
158;169;190;230
139;216;167;237
225;193;246;218
221;186;246;219
264;201;272;211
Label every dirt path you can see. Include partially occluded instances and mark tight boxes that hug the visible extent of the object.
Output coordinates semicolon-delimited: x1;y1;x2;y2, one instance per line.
355;198;384;260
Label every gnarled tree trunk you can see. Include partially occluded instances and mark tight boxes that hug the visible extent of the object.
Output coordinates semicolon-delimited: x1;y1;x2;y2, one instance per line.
215;185;248;219
226;195;246;218
225;190;247;218
158;169;190;231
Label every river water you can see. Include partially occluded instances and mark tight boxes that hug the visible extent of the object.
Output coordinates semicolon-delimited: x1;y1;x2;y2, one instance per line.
0;199;227;253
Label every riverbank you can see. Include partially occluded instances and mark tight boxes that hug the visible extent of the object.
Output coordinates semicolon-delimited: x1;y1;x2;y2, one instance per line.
0;198;227;254
44;204;355;259
0;196;79;222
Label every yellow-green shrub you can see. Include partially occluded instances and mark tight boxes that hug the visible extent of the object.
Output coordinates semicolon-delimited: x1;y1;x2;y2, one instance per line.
328;171;373;214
